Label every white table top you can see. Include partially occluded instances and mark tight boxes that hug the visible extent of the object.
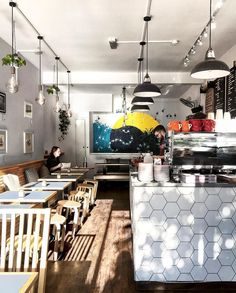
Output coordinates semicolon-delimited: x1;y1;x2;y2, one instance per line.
51;171;84;176
0;272;38;293
0;191;57;203
38;174;80;182
22;181;71;191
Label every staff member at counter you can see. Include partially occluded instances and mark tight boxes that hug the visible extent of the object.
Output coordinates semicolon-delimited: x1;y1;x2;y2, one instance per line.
152;125;166;160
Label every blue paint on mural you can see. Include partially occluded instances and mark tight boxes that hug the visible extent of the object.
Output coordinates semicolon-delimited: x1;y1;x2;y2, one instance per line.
93;119;112;152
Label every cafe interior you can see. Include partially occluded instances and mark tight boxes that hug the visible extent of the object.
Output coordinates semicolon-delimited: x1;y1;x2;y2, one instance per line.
1;0;236;292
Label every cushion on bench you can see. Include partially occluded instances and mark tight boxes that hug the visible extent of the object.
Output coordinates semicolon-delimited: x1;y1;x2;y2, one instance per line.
25;168;39;183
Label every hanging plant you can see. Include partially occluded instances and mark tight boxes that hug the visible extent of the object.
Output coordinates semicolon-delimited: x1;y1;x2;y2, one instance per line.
2;53;26;67
47;84;60;95
58;109;70;141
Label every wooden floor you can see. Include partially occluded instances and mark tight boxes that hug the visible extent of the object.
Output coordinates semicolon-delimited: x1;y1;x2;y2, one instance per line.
46;181;236;293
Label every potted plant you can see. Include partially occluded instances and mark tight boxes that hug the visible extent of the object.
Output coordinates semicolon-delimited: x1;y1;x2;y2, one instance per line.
2;53;26;67
58;108;70;141
47;85;60;95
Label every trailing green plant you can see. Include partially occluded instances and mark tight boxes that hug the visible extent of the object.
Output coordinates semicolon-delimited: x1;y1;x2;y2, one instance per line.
2;53;26;67
58;109;70;141
47;84;60;95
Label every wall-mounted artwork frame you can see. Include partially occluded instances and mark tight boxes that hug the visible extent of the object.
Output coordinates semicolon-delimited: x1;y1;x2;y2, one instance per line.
24;101;33;118
0;129;8;154
0;92;6;113
23;131;34;153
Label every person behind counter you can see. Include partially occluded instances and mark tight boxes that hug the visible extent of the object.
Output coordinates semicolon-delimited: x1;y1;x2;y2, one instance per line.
152;125;166;160
47;146;63;172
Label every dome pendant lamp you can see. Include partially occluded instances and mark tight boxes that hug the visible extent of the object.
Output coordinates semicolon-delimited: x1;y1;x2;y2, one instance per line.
53;56;61;113
133;16;161;97
131;104;150;112
35;36;46;105
191;0;230;79
67;70;72;117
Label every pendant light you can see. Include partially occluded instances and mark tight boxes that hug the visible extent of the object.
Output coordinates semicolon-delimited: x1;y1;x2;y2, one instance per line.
122;87;127;126
132;58;154;105
191;0;230;79
133;16;161;97
35;36;46;105
6;1;18;94
67;70;72;117
131;105;150;112
54;56;61;113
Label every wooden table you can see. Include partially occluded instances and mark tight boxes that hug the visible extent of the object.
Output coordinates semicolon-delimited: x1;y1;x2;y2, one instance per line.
0;272;38;293
0;191;57;207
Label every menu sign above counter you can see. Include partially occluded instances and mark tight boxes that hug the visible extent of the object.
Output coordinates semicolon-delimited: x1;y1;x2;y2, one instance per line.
226;66;236;117
214;76;226;111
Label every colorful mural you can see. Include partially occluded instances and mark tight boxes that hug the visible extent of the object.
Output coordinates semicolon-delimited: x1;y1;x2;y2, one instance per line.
91;112;160;153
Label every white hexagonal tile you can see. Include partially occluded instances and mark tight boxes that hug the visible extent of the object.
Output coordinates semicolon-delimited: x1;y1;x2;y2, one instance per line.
163;203;180;218
232;258;236;273
151;258;165;273
164;188;180;202
177;226;194;242
191;250;207;266
178;274;193;281
232;212;236;225
136;267;152;281
205;274;221;281
204;258;221;273
191;218;208;234
205;242;221;258
205;227;221;242
218;234;235;250
219;203;235;219
218;266;235;281
194;188;208;202
218;250;235;265
163;266;180;281
163;219;180;236
150;194;167;210
176;258;194;273
177;242;194;258
219;219;235;234
177;211;194;226
206;187;221;195
205;195;222;210
191;235;208;250
191;203;207;218
136;202;153;218
152;187;165;194
150;226;165;241
177;187;194;195
161;250;180;267
219;188;236;203
177;195;194;210
205;211;221;226
150;273;166;282
164;236;180;250
191;266;207;281
151;242;164;258
150;210;166;226
136;188;153;201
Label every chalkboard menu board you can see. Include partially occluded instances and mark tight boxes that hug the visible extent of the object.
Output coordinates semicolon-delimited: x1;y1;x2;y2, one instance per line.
205;87;214;113
226;66;236;117
214;76;226;111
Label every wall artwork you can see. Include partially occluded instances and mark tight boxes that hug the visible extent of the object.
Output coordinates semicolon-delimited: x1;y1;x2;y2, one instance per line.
90;112;159;153
23;131;34;153
0;129;7;154
24;101;33;118
0;92;6;113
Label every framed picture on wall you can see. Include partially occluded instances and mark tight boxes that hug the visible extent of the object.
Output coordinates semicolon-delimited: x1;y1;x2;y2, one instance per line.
0;92;6;113
23;131;34;153
0;129;8;154
24;101;33;118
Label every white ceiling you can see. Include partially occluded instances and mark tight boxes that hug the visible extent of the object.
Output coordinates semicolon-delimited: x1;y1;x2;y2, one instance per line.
0;0;235;96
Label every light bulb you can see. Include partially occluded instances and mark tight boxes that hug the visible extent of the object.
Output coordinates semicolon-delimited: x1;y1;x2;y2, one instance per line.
36;86;46;105
67;109;72;117
54;99;61;113
203;28;208;38
6;67;18;93
190;47;196;55
211;17;216;29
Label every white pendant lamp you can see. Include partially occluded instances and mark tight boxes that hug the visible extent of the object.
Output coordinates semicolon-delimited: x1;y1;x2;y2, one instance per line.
67;70;72;117
191;0;230;79
53;56;61;113
35;36;46;105
133;16;161;97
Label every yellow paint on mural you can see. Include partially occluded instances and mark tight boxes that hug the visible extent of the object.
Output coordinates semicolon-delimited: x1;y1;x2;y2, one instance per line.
113;112;159;132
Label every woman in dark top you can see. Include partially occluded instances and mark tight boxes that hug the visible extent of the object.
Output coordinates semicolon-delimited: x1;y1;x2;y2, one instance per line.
47;146;62;172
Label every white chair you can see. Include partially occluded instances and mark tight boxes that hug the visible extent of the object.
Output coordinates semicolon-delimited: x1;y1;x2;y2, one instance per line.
83;179;98;205
0;208;51;293
2;174;21;191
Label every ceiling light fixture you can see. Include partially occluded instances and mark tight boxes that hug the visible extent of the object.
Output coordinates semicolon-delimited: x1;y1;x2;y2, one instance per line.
133;16;161;97
191;0;230;79
67;70;72;117
35;36;46;105
53;56;61;113
131;105;150;112
6;1;18;94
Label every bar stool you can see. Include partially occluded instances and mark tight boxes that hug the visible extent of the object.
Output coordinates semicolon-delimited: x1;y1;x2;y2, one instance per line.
50;212;66;261
83;179;98;205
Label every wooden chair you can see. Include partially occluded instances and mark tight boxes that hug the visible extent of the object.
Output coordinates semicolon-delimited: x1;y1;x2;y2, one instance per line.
0;208;51;293
83;179;98;205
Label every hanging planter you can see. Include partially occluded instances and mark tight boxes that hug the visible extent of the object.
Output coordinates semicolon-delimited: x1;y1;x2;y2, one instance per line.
2;53;26;67
46;84;60;95
58;107;71;141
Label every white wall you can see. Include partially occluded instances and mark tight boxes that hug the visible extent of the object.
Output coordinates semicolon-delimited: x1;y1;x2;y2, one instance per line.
0;37;56;166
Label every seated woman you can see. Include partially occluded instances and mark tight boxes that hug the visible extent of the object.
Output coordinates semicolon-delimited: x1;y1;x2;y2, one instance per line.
47;146;62;172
